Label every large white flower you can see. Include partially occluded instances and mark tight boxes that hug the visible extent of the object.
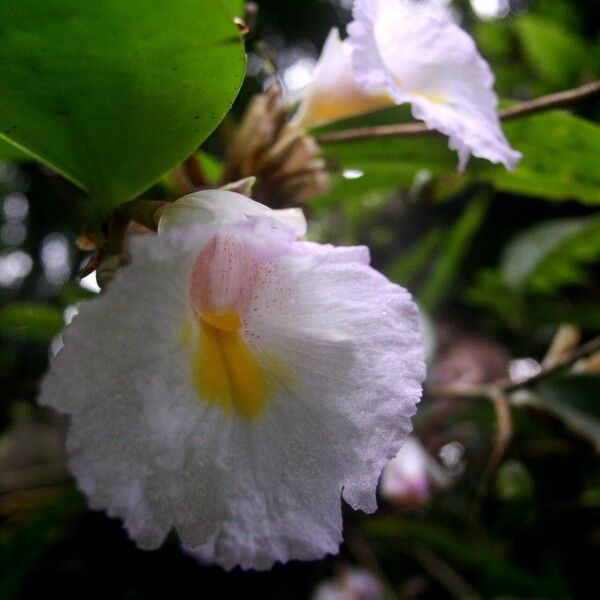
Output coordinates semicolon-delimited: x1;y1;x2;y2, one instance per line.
39;191;425;570
291;28;393;129
348;0;521;170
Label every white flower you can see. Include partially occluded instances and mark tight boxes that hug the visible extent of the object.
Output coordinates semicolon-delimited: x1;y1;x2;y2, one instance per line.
348;0;521;170
313;568;383;600
39;191;425;570
291;28;393;129
158;188;307;239
380;436;450;506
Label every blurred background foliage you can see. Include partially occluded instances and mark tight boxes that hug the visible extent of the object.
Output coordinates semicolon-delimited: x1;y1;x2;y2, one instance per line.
0;0;599;598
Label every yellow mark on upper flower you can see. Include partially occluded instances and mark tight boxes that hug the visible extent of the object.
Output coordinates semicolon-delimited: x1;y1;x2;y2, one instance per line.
300;91;393;128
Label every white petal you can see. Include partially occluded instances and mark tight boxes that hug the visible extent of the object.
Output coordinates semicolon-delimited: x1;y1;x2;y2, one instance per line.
291;28;393;129
158;189;307;239
39;219;425;570
348;0;521;170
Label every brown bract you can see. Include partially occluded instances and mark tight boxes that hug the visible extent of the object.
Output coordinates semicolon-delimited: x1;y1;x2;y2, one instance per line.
220;86;330;206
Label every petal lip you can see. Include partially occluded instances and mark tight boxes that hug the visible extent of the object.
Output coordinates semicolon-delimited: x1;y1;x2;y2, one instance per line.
348;0;521;170
39;217;425;571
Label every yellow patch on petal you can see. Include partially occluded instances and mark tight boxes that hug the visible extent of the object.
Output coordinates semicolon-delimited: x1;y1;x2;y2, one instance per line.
301;91;393;127
411;90;446;106
191;310;272;420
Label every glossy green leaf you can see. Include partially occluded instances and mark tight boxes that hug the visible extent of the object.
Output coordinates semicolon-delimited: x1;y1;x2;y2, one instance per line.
0;303;64;343
0;138;30;162
0;0;245;208
222;0;245;17
501;214;600;292
317;108;600;206
515;15;589;87
478;112;600;204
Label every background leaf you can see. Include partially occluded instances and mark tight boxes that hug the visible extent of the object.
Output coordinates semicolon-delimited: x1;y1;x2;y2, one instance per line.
0;303;63;343
316;110;600;206
514;14;590;88
531;375;600;452
222;0;245;17
501;214;600;293
477;112;600;204
0;139;30;162
0;0;245;210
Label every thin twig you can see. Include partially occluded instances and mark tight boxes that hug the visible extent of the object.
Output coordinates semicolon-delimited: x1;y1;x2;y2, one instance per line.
428;335;600;400
501;335;600;393
482;389;512;483
316;80;600;144
467;389;512;528
407;542;483;600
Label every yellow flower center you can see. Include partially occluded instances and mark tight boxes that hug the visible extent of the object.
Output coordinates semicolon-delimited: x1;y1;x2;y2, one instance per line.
191;309;272;420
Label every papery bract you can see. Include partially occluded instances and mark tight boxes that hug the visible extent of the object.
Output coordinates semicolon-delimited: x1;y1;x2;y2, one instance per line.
348;0;521;170
39;191;425;570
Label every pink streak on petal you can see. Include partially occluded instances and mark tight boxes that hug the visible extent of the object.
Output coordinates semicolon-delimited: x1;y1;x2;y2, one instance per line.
189;234;260;316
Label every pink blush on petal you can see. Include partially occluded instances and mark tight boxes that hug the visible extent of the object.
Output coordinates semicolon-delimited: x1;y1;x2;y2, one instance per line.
188;234;260;317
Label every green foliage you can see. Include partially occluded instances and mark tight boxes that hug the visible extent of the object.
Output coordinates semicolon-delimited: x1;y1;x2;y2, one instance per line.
364;519;560;596
0;139;29;162
0;491;81;599
0;0;599;596
478;112;600;204
495;460;535;503
419;196;490;311
514;14;590;88
0;303;64;343
386;227;443;286
0;0;245;210
501;214;600;293
221;0;245;17
467;213;600;330
532;375;600;452
317;110;600;206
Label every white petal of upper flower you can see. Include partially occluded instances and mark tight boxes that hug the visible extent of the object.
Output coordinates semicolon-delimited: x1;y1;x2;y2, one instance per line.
39;217;425;570
158;189;307;239
348;0;521;170
291;28;393;129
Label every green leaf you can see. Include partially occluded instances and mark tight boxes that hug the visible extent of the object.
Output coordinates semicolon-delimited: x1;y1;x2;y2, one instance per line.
478;112;600;204
419;196;490;311
197;150;223;184
0;303;64;343
313;106;458;204
222;0;244;17
532;375;600;452
0;138;30;162
317;107;600;206
514;15;589;87
385;227;443;286
0;0;245;209
0;490;82;600
501;214;600;293
364;519;559;596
